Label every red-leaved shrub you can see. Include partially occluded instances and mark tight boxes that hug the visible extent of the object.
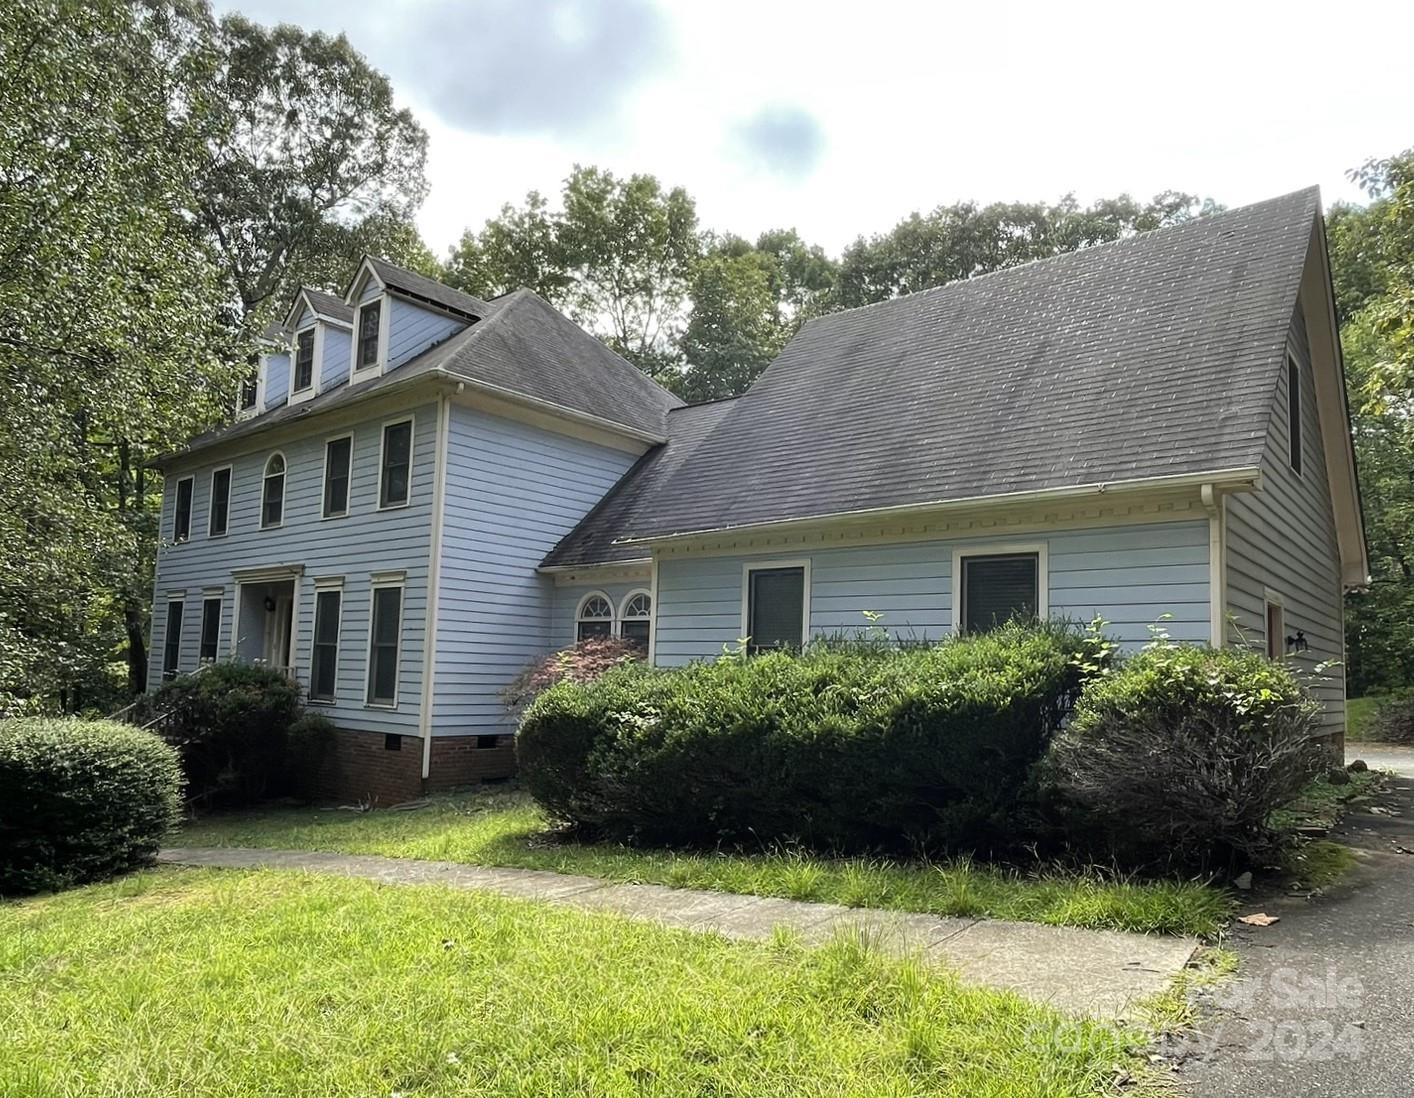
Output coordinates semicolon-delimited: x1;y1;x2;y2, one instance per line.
503;636;644;712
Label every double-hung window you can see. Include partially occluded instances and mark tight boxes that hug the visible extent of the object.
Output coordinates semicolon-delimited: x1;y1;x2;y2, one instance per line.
379;420;413;508
163;599;184;680
199;596;221;662
576;594;613;641
209;467;231;537
261;454;286;528
745;564;807;654
323;436;352;518
619;591;652;650
958;552;1040;634
173;477;193;543
293;329;315;392
356;302;381;370
366;581;403;706
311;586;343;702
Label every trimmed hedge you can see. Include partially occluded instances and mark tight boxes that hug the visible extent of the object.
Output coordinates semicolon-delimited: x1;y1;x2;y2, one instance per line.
1045;641;1327;871
0;718;183;895
518;623;1096;851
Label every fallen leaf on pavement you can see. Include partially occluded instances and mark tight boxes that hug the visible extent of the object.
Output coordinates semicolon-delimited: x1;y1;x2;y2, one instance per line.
1238;913;1280;927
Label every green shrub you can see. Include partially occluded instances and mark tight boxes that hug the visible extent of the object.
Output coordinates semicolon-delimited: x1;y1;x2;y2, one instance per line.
144;663;303;807
0;718;183;895
1045;641;1327;872
518;622;1097;852
1369;690;1414;744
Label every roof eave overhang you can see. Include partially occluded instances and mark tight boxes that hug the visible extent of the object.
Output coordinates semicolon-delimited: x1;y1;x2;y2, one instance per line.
611;466;1265;550
152;365;667;469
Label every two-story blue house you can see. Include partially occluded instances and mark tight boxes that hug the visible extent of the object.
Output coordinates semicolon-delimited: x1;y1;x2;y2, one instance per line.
150;188;1367;802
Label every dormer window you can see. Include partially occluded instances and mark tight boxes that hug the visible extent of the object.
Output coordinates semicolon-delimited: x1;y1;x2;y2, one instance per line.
357;301;381;370
293;330;315;392
238;368;258;411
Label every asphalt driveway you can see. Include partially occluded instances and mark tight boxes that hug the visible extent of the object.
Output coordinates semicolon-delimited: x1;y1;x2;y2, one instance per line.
1179;749;1414;1096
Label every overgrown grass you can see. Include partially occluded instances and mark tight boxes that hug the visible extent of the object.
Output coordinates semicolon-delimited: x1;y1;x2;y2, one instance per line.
1137;946;1241;1032
179;788;1231;937
0;868;1152;1097
1271;769;1384;832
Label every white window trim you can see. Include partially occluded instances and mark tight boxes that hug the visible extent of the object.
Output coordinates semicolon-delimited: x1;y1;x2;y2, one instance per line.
309;577;345;705
198;594;223;663
321;433;354;520
260;451;287;530
351;294;390;383
364;576;405;709
172;475;195;544
207;465;232;538
576;590;616;640
235;359;266;420
1264;588;1286;660
950;542;1049;633
376;416;415;511
289;324;322;404
740;559;812;651
617;589;652;629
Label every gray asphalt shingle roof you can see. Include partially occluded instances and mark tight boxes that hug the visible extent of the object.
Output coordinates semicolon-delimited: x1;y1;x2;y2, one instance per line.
367;256;492;319
546;187;1321;564
169;288;680;462
300;287;353;324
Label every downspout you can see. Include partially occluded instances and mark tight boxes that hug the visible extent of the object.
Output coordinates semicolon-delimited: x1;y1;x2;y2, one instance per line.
1200;484;1226;648
419;390;455;781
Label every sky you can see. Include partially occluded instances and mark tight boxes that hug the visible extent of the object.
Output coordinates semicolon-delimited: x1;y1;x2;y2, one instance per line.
216;0;1414;258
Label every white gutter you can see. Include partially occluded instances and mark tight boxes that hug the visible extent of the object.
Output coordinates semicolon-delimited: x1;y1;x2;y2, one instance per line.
418;391;454;780
615;466;1264;549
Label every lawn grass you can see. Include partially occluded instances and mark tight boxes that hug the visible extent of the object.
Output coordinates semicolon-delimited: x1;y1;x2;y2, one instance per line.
1346;695;1380;742
0;867;1152;1097
178;787;1231;937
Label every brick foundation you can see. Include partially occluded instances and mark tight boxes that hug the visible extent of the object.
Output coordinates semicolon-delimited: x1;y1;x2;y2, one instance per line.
310;728;517;805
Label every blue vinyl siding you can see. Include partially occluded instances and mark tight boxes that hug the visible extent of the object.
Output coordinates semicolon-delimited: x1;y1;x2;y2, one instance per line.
389;296;465;369
432;407;643;735
1225;303;1345;732
653;519;1211;666
263;352;290;411
148;401;439;736
550;581;652;647
321;324;350;389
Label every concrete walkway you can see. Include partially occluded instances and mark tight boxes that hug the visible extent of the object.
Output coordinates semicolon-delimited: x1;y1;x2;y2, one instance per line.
159;846;1197;1019
1348;741;1414;778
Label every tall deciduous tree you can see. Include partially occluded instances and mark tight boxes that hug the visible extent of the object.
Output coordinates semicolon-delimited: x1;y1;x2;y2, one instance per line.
446;166;700;376
0;0;236;712
1331;151;1414;692
195;14;431;322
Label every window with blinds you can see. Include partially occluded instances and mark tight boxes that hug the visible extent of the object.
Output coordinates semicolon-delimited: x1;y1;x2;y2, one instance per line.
747;567;805;654
961;553;1038;634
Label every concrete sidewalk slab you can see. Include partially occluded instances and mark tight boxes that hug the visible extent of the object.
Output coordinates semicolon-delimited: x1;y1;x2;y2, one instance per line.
159;845;1198;1019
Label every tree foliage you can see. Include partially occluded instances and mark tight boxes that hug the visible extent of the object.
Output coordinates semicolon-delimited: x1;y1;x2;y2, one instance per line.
1330;151;1414;692
835;192;1217;308
0;0;235;713
195;14;431;322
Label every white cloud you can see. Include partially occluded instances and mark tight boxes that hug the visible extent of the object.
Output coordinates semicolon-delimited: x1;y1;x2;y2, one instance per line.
217;0;1414;258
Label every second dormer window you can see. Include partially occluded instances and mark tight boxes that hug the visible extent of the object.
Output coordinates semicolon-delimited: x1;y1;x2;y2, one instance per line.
238;367;258;411
357;302;381;369
294;330;315;392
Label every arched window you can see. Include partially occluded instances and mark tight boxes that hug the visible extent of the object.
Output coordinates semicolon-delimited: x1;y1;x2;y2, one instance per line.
619;590;651;651
576;593;613;641
261;453;286;529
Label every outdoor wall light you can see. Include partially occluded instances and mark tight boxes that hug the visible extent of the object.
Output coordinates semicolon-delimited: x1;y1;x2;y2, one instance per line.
1286;630;1309;654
